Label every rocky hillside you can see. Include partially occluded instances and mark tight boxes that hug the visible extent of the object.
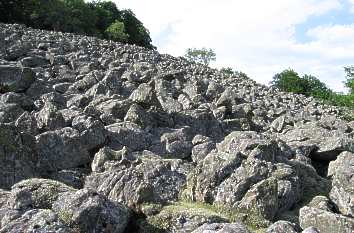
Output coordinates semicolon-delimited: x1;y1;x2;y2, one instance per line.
0;23;353;233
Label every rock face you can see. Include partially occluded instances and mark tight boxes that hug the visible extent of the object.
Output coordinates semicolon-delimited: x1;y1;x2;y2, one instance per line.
0;23;354;232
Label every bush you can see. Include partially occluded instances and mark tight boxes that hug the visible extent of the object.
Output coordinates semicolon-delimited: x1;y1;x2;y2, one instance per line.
105;20;128;42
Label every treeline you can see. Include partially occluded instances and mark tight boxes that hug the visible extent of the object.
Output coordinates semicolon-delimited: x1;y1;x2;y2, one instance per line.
0;0;154;49
271;68;354;113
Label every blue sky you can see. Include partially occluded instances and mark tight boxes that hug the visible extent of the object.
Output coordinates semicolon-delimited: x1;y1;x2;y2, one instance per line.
115;0;354;92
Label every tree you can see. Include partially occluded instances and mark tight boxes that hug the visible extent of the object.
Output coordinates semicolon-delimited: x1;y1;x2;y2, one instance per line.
271;69;307;94
105;20;129;42
271;69;332;99
121;9;153;49
220;67;248;78
185;48;216;65
344;66;354;94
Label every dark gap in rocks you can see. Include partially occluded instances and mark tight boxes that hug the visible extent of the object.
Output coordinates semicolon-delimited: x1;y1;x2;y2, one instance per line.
124;211;166;233
310;159;329;178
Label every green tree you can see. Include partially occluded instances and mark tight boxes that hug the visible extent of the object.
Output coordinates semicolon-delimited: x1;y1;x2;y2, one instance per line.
105;20;129;42
344;66;354;94
220;67;248;78
185;48;216;65
271;69;307;94
121;9;153;48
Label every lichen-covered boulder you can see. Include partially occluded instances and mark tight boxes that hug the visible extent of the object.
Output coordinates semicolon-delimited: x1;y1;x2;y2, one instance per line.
192;222;250;233
52;188;129;233
0;124;37;189
0;65;35;93
7;179;75;210
266;220;297;233
0;209;72;233
35;127;91;172
328;151;354;217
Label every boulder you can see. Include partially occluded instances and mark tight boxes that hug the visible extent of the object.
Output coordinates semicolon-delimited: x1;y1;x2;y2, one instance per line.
52;188;129;233
328;151;354;216
191;223;250;233
0;65;35;93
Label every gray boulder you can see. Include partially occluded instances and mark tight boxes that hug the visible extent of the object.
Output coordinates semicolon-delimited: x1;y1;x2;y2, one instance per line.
328;151;354;216
266;220;297;233
0;124;37;189
35;127;91;172
192;223;250;233
0;209;72;233
52;188;129;233
0;65;35;93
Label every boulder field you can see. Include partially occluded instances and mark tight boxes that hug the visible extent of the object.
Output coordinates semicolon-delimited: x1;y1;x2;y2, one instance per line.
0;23;353;233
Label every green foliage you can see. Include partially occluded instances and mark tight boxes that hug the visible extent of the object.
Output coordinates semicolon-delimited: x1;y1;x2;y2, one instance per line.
220;67;248;78
344;66;354;94
271;69;333;100
185;48;216;65
121;9;154;49
0;0;153;48
105;20;128;42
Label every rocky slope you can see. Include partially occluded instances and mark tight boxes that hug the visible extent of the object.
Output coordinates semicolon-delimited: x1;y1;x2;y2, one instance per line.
0;23;353;233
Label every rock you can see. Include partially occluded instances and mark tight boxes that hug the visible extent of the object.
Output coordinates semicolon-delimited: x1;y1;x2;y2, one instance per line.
191;223;250;233
36;102;66;131
299;206;354;233
144;202;229;233
52;188;129;233
129;83;156;106
0;65;35;93
105;122;151;151
7;179;75;210
0;124;37;189
266;220;297;233
0;209;72;233
20;56;49;68
86;155;190;211
328;151;354;217
238;178;278;222
302;227;320;233
124;103;153;128
281;123;354;161
35;127;91;172
0;102;24;123
15;112;39;135
48;168;89;189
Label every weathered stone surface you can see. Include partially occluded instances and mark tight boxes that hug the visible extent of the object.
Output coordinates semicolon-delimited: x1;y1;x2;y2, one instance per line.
266;220;297;233
7;179;75;210
299;206;354;233
35;127;91;172
0;209;72;233
191;223;250;233
0;124;37;189
86;155;190;210
0;65;35;92
328;151;354;217
52;188;129;233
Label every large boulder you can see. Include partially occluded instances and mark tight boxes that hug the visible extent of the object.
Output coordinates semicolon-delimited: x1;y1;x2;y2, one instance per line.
52;188;129;233
0;65;35;93
35;127;91;172
280;122;354;161
328;151;354;217
0;209;72;233
86;153;190;210
0;124;37;189
192;223;250;233
7;179;75;210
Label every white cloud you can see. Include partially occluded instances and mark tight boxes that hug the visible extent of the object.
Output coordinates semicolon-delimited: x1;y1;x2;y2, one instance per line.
114;0;353;92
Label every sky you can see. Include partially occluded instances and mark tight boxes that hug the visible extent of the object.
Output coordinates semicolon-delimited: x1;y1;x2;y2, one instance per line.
113;0;354;92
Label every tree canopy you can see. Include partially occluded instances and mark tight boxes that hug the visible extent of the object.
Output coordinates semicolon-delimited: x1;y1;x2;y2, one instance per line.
185;48;216;65
0;0;154;49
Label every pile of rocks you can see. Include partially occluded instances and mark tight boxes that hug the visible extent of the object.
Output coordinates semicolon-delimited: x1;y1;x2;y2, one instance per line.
0;23;353;233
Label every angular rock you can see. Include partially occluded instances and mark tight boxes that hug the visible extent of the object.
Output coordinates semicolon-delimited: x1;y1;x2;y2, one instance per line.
52;188;129;233
0;65;35;93
266;220;297;233
0;124;37;189
191;223;250;233
35;127;91;172
328;151;354;217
